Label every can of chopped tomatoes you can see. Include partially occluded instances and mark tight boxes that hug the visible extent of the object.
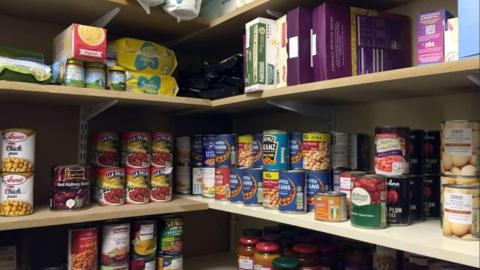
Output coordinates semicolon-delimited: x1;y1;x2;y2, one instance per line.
289;132;303;170
279;170;306;213
202;135;216;167
151;167;172;202
121;132;151;168
215;166;231;200
230;167;244;203
191;135;203;167
409;175;425;222
96;167;126;206
68;226;98;270
126;167;150;204
151;132;173;174
423;130;440;174
423;174;440;218
408;129;425;175
252;134;263;168
215;134;237;166
375;126;409;176
386;175;411;225
351;174;387;229
263;170;279;209
243;168;263;205
91;132;119;167
305;170;331;211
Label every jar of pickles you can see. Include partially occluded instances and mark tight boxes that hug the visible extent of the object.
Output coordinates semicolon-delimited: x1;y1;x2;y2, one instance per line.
292;244;319;269
237;236;260;270
65;59;85;87
85;62;106;89
108;66;126;91
272;257;300;270
254;242;281;270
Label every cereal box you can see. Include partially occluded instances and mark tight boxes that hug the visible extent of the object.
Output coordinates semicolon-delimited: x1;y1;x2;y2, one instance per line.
287;7;313;85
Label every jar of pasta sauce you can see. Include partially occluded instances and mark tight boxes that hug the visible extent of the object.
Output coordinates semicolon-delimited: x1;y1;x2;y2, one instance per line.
254;242;281;270
237;236;260;270
292;244;319;270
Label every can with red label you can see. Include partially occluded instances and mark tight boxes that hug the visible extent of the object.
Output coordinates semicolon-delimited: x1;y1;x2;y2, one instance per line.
122;132;151;168
151;167;172;202
96;167;126;206
408;129;425;175
91;132;119;167
230;167;244;203
339;170;365;217
68;226;98;270
423;174;440;218
375;126;409;176
102;221;130;269
423;130;440;174
126;167;150;204
351;174;387;229
263;170;279;209
151;132;173;174
303;132;331;171
215;166;231;200
386;176;411;225
409;175;425;221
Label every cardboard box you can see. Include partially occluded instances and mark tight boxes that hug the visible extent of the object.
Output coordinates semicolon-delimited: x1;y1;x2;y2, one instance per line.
459;0;479;58
287;7;313;85
350;7;379;76
445;18;458;62
416;9;451;65
312;3;351;81
276;15;287;88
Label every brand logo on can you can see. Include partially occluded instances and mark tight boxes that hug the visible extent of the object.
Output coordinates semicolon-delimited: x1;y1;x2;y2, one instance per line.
129;169;149;177
4;132;28;142
107;170;125;178
351;187;371;206
3;174;27;185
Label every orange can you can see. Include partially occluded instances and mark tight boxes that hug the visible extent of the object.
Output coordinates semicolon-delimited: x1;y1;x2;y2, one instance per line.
314;192;347;222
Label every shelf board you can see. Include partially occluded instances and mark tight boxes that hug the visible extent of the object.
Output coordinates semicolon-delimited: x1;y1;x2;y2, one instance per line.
0;197;208;231
183;196;480;268
185;252;235;270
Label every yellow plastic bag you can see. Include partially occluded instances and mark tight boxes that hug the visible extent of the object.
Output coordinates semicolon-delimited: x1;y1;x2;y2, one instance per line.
126;70;179;96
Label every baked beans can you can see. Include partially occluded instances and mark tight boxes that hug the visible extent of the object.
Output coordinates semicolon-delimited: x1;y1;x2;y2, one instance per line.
252;134;263;168
157;255;183;270
158;216;183;256
306;170;331;211
409;175;425;221
101;221;130;269
91;132;119;167
202;134;216;167
408;129;425;175
0;172;34;216
131;219;156;259
230;167;244;203
191;135;203;167
331;132;350;169
201;167;215;198
423;174;440;218
386;176;411;225
151;167;172;202
1;128;35;172
423;130;440;174
349;133;369;171
339;170;365;216
243;168;263;205
126;167;150;204
238;135;254;168
278;170;306;213
68;227;98;270
96;167;126;206
215;134;237;166
263;170;279;209
303;132;331;171
440;120;479;176
191;167;203;195
263;130;289;171
215;166;231;200
175;136;190;166
50;165;90;211
375;126;409;176
314;192;347;222
442;184;479;240
351;174;387;229
122;132;151;168
130;256;156;270
289;132;303;170
175;165;191;195
151;132;174;174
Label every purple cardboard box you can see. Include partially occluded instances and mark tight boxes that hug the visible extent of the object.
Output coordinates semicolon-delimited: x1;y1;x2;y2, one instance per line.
287;7;313;85
312;3;351;81
416;9;451;65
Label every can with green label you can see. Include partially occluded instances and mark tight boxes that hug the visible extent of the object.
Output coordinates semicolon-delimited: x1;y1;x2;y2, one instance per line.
351;174;387;229
157;215;183;256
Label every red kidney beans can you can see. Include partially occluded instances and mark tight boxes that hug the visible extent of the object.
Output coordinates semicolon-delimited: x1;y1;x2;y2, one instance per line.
215;166;231;200
202;135;216;167
339;170;365;217
386;176;411;225
230;167;244;203
215;134;237;166
349;133;369;171
423;174;440;218
191;135;203;167
150;167;172;202
289;132;303;170
126;167;150;204
121;132;151;168
68;226;98;270
375;126;410;176
423;131;440;174
252;134;264;168
151;132;174;174
408;130;425;175
305;170;331;211
279;170;306;213
242;168;263;205
50;165;90;211
351;174;387;229
409;175;425;221
91;132;119;167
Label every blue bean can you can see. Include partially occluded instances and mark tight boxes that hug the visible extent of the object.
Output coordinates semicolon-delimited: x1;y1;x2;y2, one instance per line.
305;170;332;211
279;170;306;213
192;134;203;167
215;134;237;166
202;135;216;167
252;134;263;168
230;167;244;203
289;132;303;170
242;168;263;205
263;130;289;171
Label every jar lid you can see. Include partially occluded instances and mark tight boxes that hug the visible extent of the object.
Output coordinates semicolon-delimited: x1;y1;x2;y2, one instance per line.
272;257;300;268
109;65;126;72
242;228;262;237
293;244;317;255
239;236;260;245
67;59;83;65
255;242;280;252
86;62;105;68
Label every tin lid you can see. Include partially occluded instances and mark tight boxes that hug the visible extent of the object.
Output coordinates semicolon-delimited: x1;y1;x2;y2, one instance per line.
255;242;280;252
292;244;317;255
375;126;409;130
340;170;365;177
242;228;262;237
239;236;260;246
440;174;480;179
385;175;411;179
86;62;105;68
356;173;385;179
263;130;287;134
108;65;125;72
272;257;300;268
67;59;83;65
442;183;480;189
316;191;346;197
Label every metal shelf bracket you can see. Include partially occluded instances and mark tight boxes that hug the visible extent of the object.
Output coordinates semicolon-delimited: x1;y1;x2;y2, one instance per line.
91;7;121;27
467;73;480;87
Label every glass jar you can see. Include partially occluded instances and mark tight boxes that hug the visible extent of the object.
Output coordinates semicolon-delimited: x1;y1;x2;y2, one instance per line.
292;244;319;270
254;242;281;270
317;243;336;269
262;226;281;242
272;257;300;270
108;65;126;91
238;236;260;270
85;62;106;89
243;228;262;237
65;59;85;87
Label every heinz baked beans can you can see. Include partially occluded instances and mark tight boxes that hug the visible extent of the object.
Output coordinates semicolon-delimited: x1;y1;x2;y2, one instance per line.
68;226;98;270
121;132;151;168
215;134;237;166
151;167;172;202
442;183;479;240
375;126;409;176
263;130;289;171
303;132;330;171
1;128;35;172
215;166;231;200
201;167;215;198
339;171;365;217
202;135;216;167
175;165;191;195
126;167;150;204
96;167;126;206
351;174;387;229
238;135;254;167
91;132;119;167
408;129;425;175
191;167;203;195
279;170;306;213
158;216;183;256
243;168;263;205
423;130;440;174
331;132;350;169
151;132;174;174
349;133;369;171
423;174;440;218
102;221;130;269
314;192;347;222
230;167;244;203
409;175;425;221
386;176;411;225
263;171;279;209
50;165;90;211
252;134;263;168
191;135;203;167
305;170;331;211
0;172;34;216
289;132;303;170
131;219;156;259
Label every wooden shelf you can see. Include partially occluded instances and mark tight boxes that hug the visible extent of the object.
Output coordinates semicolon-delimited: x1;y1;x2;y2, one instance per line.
183;196;480;268
0;197;208;231
185;252;235;270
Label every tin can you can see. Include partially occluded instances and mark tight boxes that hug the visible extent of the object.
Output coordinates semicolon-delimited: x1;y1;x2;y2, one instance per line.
175;136;190;166
350;133;370;171
68;226;98;270
121;132;151;168
50;165;90;211
158;216;183;256
191;135;203;167
408;129;425;175
96;167;126;206
252;134;263;168
424;174;440;218
126;167;150;204
243;168;263;205
333;168;349;192
101;221;130;269
131;219;156;259
351;174;387;229
175;165;190;195
238;135;253;167
157;255;183;270
423;130;440;174
440;175;480;226
215;134;237;166
314;192;347;222
263;170;279;209
263;130;289;171
201;167;215;198
191;167;203;195
442;184;479;240
0;172;34;216
339;170;365;217
215;166;231;200
91;132;119;167
130;256;156;270
386;176;411;225
230;167;244;203
279;170;306;213
151;167;172;202
305;170;331;211
409;175;425;221
440;120;479;176
1;128;35;172
151;132;173;174
202;135;216;167
303;132;330;171
289;132;303;170
375;126;409;176
331;132;350;169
